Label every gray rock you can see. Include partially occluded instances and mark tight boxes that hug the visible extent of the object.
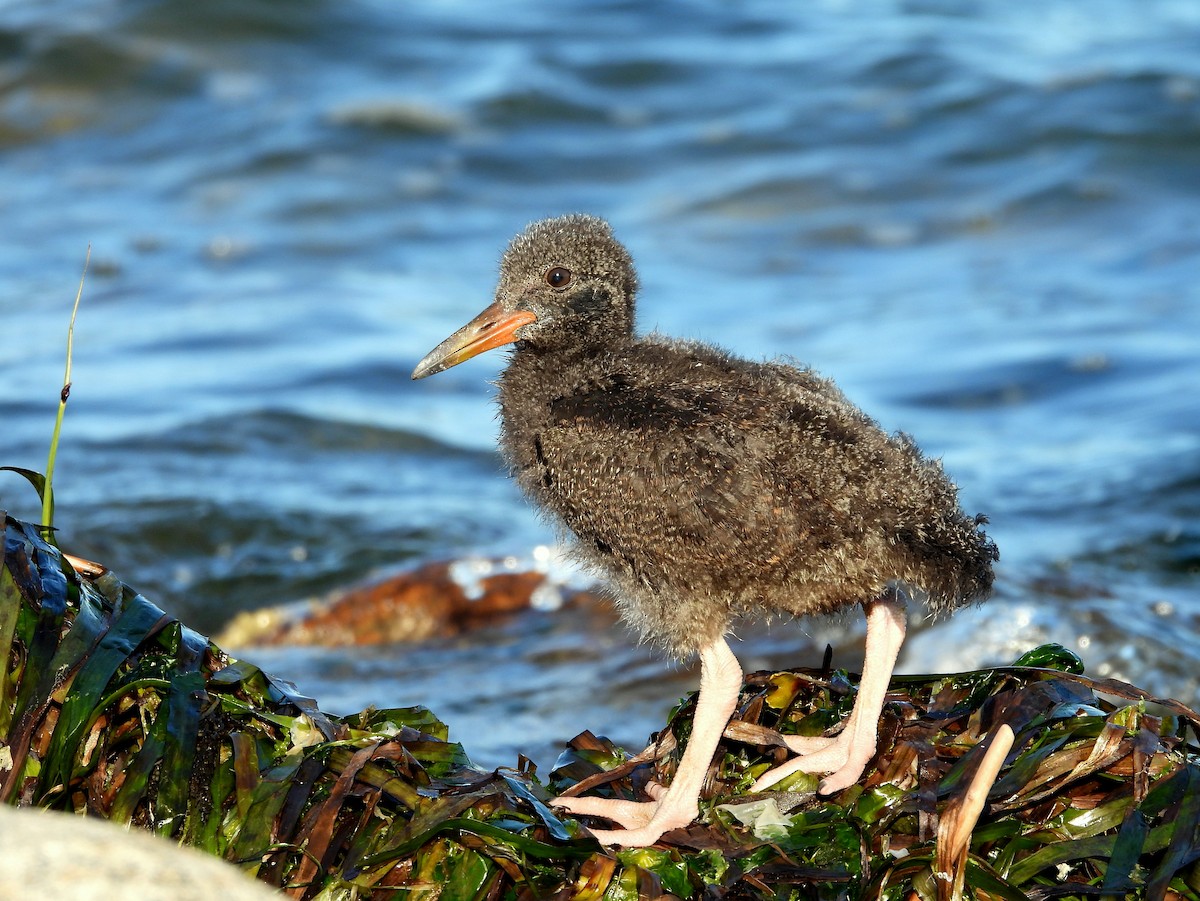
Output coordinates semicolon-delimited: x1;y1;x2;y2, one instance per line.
0;807;280;900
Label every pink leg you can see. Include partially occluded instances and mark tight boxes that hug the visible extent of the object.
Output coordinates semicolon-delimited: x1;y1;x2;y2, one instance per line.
553;637;743;847
752;591;906;794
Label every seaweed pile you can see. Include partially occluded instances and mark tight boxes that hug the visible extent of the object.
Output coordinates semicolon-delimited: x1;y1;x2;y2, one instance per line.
3;510;1199;900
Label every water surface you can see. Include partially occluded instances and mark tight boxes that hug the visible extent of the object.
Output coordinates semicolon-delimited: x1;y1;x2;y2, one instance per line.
2;0;1198;767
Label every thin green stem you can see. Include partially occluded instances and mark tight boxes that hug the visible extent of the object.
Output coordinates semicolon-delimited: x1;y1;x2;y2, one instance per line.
42;245;90;541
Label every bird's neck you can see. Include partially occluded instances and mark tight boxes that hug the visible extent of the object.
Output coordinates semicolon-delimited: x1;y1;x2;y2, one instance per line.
496;338;632;499
499;335;631;414
509;336;618;382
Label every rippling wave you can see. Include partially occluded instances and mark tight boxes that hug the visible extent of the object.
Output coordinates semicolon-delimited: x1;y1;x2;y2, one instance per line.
3;0;1198;765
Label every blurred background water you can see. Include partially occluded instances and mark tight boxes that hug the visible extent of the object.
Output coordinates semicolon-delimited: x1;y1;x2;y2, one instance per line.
2;0;1199;769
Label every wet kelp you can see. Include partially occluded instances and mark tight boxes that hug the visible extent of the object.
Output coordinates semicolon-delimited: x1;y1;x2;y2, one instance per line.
551;652;1200;901
0;512;590;897
2;510;1199;900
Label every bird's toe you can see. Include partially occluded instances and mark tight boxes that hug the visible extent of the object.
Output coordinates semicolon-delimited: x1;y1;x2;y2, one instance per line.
552;795;651;828
779;734;838;755
815;747;877;795
752;730;864;792
585;824;669;847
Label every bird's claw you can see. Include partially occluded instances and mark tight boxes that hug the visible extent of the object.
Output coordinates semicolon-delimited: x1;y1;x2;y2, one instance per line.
643;780;668;801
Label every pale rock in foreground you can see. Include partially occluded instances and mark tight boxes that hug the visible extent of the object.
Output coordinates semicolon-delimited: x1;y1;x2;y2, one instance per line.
0;806;278;900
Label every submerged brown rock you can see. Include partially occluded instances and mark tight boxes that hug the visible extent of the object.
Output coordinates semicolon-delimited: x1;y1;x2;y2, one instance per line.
217;559;613;648
412;214;998;846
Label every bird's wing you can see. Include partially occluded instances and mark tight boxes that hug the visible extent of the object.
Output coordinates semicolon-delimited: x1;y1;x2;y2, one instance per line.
530;370;818;587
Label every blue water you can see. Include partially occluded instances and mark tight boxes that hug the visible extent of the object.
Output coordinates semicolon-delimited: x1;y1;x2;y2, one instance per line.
3;0;1199;767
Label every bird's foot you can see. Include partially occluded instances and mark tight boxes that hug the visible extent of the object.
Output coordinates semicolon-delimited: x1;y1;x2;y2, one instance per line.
751;593;906;796
751;719;875;795
553;782;697;847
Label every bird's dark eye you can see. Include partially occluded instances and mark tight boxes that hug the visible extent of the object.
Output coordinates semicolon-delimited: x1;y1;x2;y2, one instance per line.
545;267;572;289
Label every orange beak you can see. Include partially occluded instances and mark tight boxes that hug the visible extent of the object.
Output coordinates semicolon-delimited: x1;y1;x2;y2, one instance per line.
411;301;538;380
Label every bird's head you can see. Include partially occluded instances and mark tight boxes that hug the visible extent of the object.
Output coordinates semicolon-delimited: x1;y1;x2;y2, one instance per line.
411;214;637;380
